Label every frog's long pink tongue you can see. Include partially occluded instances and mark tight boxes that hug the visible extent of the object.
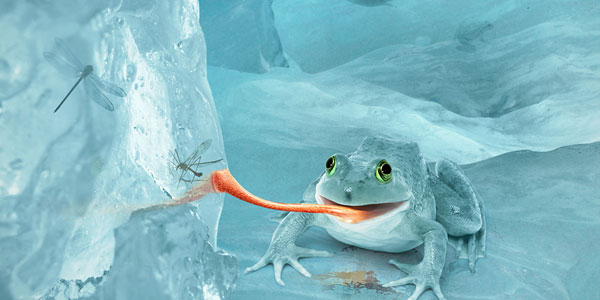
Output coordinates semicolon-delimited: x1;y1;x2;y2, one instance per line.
172;169;360;220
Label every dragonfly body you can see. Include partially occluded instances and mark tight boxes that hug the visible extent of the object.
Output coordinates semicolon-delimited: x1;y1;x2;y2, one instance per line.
53;65;94;113
81;65;93;77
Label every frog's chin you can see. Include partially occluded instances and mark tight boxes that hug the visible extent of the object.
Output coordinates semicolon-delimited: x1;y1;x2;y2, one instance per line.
316;194;410;224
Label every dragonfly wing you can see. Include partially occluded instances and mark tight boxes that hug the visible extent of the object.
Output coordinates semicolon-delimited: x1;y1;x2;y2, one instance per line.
43;52;79;76
84;78;114;111
195;139;213;155
54;38;85;69
88;73;127;97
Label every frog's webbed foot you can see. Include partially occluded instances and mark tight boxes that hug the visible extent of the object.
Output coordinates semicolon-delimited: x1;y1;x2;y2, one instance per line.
243;245;333;286
385;219;448;300
383;260;447;300
244;212;332;286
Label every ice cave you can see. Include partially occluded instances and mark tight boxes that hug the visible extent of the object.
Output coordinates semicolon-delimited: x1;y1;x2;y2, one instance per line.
0;0;598;299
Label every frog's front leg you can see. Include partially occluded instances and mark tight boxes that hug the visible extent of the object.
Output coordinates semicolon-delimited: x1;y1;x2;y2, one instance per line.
244;212;332;286
384;217;448;300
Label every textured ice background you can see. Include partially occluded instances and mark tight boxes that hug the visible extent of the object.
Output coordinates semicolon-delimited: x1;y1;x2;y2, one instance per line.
211;0;600;299
213;0;600;164
198;0;288;73
1;0;599;299
0;0;236;299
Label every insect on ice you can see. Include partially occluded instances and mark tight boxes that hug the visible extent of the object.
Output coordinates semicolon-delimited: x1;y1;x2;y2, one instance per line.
169;139;223;187
43;38;127;113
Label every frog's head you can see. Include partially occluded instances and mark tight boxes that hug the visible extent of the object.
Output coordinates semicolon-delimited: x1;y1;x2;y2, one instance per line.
315;152;413;223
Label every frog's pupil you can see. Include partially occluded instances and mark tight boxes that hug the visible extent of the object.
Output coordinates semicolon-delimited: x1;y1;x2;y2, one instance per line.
326;157;333;169
381;163;391;175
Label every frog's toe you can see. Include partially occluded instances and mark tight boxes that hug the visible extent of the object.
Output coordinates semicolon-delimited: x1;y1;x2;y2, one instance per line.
449;231;485;272
296;247;333;258
407;284;426;300
243;257;269;274
271;256;315;286
384;260;447;300
246;245;327;286
468;233;478;273
382;276;415;288
431;284;448;300
388;259;416;274
288;258;312;277
273;259;286;286
453;238;464;258
383;276;447;300
407;283;447;300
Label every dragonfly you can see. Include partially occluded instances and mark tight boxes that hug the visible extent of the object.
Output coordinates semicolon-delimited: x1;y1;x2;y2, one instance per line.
43;38;127;113
169;139;223;187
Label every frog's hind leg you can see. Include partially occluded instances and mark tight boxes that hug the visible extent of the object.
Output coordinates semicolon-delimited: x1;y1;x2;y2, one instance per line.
450;204;486;272
429;159;486;272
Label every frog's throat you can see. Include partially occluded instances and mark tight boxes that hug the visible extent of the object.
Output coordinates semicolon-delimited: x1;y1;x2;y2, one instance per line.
317;195;408;223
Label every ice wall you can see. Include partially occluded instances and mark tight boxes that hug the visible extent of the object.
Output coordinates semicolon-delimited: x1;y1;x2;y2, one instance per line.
53;206;237;300
211;0;600;164
0;0;236;299
273;0;599;74
199;0;288;73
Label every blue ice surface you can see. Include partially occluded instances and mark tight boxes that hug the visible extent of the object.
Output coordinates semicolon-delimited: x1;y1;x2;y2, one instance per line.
217;138;600;300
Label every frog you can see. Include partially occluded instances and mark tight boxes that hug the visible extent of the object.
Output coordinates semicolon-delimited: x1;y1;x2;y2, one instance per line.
244;136;486;300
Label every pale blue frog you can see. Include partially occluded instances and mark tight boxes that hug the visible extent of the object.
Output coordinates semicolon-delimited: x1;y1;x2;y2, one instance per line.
245;136;486;300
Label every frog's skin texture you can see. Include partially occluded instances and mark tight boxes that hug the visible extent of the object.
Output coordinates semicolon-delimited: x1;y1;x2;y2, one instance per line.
245;136;486;300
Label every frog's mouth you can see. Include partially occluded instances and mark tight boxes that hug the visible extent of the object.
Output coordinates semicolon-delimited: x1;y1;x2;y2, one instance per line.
317;195;408;223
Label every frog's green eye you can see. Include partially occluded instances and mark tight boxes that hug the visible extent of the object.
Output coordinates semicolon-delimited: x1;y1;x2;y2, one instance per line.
325;155;337;177
375;160;392;183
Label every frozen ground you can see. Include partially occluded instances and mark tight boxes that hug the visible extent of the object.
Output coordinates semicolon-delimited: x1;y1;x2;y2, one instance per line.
218;139;600;300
